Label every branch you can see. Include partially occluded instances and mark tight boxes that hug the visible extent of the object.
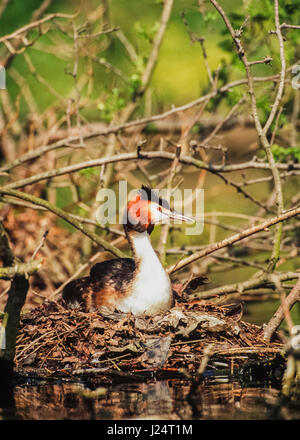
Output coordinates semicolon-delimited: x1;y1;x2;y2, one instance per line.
0;219;30;364
263;277;300;342
0;188;127;259
0;69;293;173
281;23;300;30
195;271;299;301
0;196;125;237
140;0;174;93
263;0;286;136
210;0;285;270
0;259;42;280
4;149;300;191
166;205;300;274
1;0;55;68
0;11;79;44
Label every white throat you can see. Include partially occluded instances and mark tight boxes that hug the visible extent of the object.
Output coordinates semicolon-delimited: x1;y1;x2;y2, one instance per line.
131;231;158;260
118;231;173;316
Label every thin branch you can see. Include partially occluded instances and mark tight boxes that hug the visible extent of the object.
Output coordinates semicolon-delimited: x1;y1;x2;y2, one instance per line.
166;205;300;274
140;0;174;93
30;230;48;261
5;148;300;192
281;23;300;30
0;188;127;259
0;259;42;280
0;70;295;174
0;11;79;44
248;56;272;66
78;27;119;38
2;0;54;69
263;277;300;342
210;0;285;270
116;29;138;64
201;94;246;145
0;195;125;237
263;0;286;136
193;271;299;301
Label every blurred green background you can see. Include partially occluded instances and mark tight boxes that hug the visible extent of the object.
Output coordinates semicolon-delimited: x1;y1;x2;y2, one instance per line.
2;0;299;119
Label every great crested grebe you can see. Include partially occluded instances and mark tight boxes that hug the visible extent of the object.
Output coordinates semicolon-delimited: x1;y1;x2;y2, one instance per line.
62;186;193;316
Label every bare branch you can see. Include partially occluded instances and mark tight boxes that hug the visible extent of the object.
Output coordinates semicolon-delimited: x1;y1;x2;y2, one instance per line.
0;188;127;258
167;205;300;274
0;11;79;45
263;277;300;342
4;149;300;191
210;0;285;270
140;0;174;93
0;259;42;280
0;70;295;174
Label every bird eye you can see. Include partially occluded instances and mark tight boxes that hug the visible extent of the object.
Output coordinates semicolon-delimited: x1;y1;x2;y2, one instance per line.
157;206;162;212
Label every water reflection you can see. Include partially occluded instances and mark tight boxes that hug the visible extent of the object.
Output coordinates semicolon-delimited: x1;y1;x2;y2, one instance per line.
0;381;16;420
2;378;295;420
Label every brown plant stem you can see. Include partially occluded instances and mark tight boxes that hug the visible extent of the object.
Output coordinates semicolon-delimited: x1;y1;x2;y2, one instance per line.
166;205;300;274
0;69;294;174
0;222;30;364
4;150;300;191
0;188;127;259
0;259;42;280
263;277;300;342
210;0;285;270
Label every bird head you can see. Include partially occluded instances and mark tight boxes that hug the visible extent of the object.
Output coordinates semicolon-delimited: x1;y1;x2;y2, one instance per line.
124;185;194;234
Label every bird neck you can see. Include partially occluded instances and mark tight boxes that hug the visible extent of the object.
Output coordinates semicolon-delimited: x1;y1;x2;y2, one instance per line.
127;230;160;264
121;228;173;316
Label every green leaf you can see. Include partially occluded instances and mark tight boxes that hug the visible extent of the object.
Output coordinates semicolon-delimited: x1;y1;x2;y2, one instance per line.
272;144;300;163
78;167;98;177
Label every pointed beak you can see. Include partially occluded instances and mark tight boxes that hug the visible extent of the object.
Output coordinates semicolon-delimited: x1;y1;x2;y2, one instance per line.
166;209;195;224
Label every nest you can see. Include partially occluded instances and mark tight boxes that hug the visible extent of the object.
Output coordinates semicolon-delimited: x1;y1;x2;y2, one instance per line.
14;299;284;380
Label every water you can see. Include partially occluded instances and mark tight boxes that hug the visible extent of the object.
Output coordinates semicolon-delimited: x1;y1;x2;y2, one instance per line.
0;377;282;420
1;297;299;421
1;366;299;421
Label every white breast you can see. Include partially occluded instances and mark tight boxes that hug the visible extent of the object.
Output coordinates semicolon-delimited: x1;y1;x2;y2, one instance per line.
118;231;172;316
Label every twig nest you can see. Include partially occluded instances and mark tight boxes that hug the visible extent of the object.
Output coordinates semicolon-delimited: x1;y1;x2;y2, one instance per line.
15;300;283;378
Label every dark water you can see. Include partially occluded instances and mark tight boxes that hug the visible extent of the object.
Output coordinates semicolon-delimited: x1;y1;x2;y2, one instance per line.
1;294;299;421
0;368;299;421
0;377;284;420
1;298;300;421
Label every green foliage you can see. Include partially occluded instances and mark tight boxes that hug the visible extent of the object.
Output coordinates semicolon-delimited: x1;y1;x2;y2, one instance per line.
272;144;300;163
78;168;99;177
1;0;299;145
226;88;244;107
203;11;218;24
133;21;160;44
97;88;126;122
217;38;233;53
55;187;73;209
228;12;245;28
247;0;274;22
256;95;271;125
129;73;142;97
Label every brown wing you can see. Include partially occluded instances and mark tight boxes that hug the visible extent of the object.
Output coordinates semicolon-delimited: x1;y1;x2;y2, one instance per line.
62;258;136;312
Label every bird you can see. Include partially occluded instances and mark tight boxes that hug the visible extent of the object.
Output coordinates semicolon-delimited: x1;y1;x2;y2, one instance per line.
62;185;194;316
